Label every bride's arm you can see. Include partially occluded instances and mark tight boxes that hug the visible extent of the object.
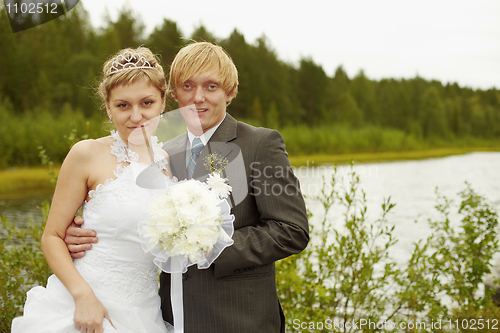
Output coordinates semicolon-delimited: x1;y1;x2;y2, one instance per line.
41;140;113;333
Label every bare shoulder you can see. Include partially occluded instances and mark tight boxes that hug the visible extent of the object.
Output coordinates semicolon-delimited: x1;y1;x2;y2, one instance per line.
66;136;113;162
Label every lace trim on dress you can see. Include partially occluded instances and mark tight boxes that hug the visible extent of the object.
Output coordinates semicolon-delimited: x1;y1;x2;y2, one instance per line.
110;130;168;171
110;130;139;163
84;131;171;214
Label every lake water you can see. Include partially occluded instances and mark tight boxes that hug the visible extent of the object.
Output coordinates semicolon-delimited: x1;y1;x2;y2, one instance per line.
295;151;500;265
1;152;499;266
0;190;52;228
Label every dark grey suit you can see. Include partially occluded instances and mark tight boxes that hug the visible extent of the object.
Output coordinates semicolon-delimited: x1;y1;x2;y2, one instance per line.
160;114;309;332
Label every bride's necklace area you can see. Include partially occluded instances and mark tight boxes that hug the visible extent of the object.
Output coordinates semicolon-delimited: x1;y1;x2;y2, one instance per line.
110;130;170;189
110;131;140;164
111;130;160;166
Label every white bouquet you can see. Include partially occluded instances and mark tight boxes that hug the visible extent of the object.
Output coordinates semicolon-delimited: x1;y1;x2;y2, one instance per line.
138;174;234;333
139;155;234;274
141;179;233;267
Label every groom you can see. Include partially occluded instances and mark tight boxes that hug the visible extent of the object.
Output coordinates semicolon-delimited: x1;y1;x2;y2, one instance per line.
66;42;309;332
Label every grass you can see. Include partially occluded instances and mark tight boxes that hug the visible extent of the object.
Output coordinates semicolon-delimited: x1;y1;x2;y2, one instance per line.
288;147;500;166
1;147;499;198
0;166;59;199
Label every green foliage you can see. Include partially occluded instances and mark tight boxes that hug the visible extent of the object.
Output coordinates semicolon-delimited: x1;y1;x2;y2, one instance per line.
351;71;379;125
419;86;449;138
1;2;500;169
0;203;52;332
298;58;329;126
279;124;500;157
191;24;218;44
429;184;500;327
277;164;401;332
266;101;280;129
0;122;93;330
375;79;411;131
1;153;499;332
249;97;263;124
37;146;57;186
147;19;184;69
280;125;422;156
277;164;500;332
0;98;104;168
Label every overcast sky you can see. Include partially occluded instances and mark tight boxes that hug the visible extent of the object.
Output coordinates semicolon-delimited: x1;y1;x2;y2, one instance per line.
80;0;500;90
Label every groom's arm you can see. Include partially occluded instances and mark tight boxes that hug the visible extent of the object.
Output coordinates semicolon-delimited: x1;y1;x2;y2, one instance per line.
64;216;98;258
213;129;309;278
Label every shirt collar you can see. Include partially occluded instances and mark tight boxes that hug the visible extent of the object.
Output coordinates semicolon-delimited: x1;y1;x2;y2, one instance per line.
187;113;226;147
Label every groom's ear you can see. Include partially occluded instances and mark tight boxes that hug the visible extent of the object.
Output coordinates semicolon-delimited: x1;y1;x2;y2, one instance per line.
226;91;236;106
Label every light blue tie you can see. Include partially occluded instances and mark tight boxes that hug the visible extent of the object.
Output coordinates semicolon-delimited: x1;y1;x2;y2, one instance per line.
187;137;204;179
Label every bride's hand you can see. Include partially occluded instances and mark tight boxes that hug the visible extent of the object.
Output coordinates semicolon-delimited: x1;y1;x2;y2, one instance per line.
74;292;115;333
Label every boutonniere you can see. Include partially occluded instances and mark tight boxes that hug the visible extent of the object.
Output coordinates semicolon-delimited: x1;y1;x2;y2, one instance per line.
203;152;229;174
203;153;232;199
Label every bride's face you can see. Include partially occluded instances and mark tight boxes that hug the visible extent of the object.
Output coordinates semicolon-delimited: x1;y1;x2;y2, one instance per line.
106;80;165;146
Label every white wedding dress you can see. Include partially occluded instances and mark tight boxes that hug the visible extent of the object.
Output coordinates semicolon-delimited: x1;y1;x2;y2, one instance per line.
12;132;174;333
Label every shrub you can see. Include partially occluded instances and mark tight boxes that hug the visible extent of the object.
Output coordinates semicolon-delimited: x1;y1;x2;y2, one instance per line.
277;163;500;332
0;202;52;333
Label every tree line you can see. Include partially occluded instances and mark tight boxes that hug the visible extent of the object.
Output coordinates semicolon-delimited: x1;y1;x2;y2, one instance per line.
1;3;499;162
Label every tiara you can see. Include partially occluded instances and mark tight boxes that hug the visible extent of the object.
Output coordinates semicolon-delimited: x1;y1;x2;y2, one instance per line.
107;51;158;76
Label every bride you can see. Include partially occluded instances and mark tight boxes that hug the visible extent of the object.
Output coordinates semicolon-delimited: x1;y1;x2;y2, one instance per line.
12;47;174;333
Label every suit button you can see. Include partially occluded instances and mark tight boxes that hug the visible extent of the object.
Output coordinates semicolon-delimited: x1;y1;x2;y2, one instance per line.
182;273;188;281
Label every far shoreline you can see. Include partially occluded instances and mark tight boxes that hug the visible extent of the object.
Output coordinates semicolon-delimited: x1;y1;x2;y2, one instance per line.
1;147;499;199
288;147;500;167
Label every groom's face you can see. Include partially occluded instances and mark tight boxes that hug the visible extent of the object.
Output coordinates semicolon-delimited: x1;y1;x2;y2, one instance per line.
173;69;235;136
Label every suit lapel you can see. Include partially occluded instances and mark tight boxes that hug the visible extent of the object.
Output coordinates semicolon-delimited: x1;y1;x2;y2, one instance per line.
208;114;238;144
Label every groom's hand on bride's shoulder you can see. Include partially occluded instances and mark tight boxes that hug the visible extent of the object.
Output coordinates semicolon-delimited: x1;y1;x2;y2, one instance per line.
64;216;98;259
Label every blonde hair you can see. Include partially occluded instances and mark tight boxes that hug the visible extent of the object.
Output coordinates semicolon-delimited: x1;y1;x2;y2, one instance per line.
168;42;238;99
98;47;167;106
